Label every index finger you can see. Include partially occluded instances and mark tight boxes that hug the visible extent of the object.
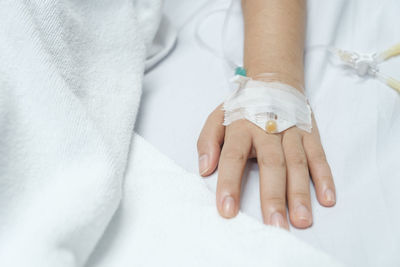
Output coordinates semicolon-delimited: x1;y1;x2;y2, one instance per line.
216;121;252;219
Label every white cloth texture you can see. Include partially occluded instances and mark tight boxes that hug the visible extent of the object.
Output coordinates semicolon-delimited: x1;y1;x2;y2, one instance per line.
135;0;400;267
0;0;162;266
87;133;342;267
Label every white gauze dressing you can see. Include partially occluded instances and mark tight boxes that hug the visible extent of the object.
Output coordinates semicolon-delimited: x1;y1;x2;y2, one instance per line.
223;75;312;133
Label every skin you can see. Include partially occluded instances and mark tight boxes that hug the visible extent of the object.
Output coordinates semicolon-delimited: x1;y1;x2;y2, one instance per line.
197;0;336;230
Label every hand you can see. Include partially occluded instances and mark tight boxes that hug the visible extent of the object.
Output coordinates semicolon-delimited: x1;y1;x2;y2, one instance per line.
197;104;336;229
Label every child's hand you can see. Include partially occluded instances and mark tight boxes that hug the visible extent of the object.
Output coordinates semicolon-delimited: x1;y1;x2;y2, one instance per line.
197;105;336;229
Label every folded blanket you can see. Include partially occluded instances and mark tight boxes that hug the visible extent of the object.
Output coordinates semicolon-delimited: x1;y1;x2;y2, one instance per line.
87;133;343;267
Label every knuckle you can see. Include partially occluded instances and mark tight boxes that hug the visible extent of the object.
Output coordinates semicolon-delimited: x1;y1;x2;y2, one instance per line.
290;191;310;202
217;183;241;198
314;174;334;183
259;153;285;168
262;195;286;207
288;155;308;168
284;127;300;137
229;119;250;130
311;151;328;165
222;148;247;162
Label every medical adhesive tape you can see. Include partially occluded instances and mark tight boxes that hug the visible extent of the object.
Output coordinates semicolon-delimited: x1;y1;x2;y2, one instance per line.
223;75;312;134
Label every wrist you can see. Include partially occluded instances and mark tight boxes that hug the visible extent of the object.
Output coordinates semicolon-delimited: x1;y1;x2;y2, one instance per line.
244;59;304;92
243;69;305;94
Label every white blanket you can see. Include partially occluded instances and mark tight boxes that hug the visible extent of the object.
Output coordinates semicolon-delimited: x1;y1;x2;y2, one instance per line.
87;134;341;267
0;0;162;265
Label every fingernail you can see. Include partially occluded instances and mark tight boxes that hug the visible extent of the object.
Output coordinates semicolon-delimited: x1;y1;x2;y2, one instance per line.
324;188;336;204
198;154;209;175
295;204;312;224
222;196;236;218
270;212;284;228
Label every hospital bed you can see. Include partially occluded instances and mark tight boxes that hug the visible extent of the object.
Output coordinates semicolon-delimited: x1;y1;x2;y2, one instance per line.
135;0;400;266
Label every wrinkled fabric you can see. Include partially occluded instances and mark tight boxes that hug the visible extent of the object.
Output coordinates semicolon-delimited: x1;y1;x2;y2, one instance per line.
0;0;162;266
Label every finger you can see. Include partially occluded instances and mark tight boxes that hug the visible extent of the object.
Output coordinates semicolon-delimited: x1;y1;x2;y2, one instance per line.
303;117;336;207
283;128;313;229
197;105;225;176
253;130;289;230
216;120;252;218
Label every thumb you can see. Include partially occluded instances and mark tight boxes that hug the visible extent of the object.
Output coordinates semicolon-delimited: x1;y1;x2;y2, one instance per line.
197;105;225;177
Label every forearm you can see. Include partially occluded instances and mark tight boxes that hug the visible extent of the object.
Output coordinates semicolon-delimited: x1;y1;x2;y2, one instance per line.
242;0;306;90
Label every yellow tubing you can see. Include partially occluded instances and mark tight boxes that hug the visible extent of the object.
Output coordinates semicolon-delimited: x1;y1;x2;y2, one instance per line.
378;43;400;61
386;77;400;93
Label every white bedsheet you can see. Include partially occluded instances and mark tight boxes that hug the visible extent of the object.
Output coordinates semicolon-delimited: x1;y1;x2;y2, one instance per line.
135;0;400;266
